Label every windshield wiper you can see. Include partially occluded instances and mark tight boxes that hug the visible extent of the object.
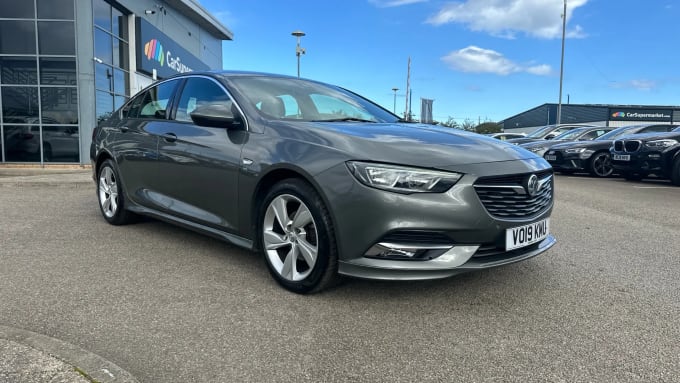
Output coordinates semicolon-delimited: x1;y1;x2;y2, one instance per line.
313;117;376;123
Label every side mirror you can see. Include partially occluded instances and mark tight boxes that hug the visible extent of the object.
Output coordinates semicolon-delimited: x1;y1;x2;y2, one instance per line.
545;134;556;140
190;102;238;128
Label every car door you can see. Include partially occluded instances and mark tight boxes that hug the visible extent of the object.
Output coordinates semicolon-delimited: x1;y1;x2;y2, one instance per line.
113;79;181;207
154;76;246;232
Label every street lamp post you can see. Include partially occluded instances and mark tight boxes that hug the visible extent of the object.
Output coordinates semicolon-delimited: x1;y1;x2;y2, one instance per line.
557;0;567;125
391;87;399;114
291;30;306;78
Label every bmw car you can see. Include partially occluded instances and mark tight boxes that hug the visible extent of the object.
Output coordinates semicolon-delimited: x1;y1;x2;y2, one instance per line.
545;124;677;177
610;126;680;182
90;71;556;293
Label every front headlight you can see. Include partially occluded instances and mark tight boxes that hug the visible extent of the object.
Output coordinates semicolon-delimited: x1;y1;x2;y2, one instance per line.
565;148;586;154
527;147;548;156
346;161;462;194
645;139;678;148
580;149;595;159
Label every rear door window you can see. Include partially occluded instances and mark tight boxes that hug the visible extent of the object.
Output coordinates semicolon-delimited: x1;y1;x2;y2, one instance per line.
128;79;179;119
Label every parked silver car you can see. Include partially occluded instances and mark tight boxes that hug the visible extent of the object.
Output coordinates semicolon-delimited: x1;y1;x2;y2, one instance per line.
91;71;556;293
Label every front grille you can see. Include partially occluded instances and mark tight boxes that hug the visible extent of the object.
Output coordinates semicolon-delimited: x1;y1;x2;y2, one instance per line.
625;140;641;152
474;171;553;220
614;140;641;152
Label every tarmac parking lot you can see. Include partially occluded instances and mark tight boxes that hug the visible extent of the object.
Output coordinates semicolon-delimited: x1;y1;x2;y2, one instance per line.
1;171;679;382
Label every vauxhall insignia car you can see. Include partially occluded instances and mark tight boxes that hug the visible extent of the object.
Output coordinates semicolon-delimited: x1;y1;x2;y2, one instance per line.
520;126;612;158
610;126;680;183
90;71;556;293
545;124;678;177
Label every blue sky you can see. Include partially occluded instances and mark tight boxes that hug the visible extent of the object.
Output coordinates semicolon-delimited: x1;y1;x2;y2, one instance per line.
198;0;679;124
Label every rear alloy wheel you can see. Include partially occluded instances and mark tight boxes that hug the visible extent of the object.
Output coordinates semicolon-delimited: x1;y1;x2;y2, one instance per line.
260;179;338;294
97;159;135;225
589;152;613;177
671;157;680;186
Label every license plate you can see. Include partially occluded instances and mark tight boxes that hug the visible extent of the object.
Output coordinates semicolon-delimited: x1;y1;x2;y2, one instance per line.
506;218;550;251
613;154;630;161
545;155;557;161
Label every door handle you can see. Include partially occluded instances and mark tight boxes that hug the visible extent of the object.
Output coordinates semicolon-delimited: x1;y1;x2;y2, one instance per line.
162;133;177;142
119;126;129;133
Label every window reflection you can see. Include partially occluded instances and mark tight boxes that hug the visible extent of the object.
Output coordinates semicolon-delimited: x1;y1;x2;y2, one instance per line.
42;126;79;162
95;63;112;91
37;0;74;20
0;57;38;85
0;0;35;18
38;21;75;55
39;58;76;85
40;87;79;124
112;7;125;39
96;90;114;122
113;39;129;70
94;28;113;64
2;87;39;123
3;125;41;162
93;0;111;31
0;21;36;54
113;69;128;95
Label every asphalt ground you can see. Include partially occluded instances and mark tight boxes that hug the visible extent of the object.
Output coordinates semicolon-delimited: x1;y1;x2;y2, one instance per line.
1;172;679;382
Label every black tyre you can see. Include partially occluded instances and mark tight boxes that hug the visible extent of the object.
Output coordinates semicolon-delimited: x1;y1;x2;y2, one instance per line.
97;159;135;225
671;157;680;186
258;178;339;294
588;152;613;177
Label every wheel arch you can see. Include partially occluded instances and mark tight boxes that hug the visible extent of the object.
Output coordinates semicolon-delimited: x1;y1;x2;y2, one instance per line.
248;165;338;252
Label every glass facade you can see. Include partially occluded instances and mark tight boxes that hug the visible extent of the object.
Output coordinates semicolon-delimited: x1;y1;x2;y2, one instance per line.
0;0;224;164
93;0;129;124
0;0;79;163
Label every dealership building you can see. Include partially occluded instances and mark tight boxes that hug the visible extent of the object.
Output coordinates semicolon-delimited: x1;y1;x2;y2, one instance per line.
501;103;680;133
0;0;232;165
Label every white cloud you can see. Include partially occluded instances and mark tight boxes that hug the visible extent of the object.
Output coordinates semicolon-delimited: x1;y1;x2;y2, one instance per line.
442;46;552;76
369;0;428;7
610;80;658;91
427;0;588;39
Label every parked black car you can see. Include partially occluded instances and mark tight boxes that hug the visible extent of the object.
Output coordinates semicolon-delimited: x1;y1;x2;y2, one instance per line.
507;124;595;145
545;124;678;177
520;126;612;158
610;126;680;183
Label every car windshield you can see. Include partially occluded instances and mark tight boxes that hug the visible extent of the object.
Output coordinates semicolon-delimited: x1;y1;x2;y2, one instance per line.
526;126;555;138
226;76;400;123
552;128;587;140
596;126;643;140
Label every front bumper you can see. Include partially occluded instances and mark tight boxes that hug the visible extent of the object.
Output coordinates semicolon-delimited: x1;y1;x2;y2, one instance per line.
339;235;556;280
313;159;555;281
545;151;587;171
610;150;665;175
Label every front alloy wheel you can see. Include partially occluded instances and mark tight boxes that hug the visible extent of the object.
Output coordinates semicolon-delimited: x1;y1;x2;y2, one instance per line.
589;152;613;177
260;179;338;293
263;194;318;282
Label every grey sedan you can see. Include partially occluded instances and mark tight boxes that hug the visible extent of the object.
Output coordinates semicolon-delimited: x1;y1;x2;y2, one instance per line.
91;71;556;293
